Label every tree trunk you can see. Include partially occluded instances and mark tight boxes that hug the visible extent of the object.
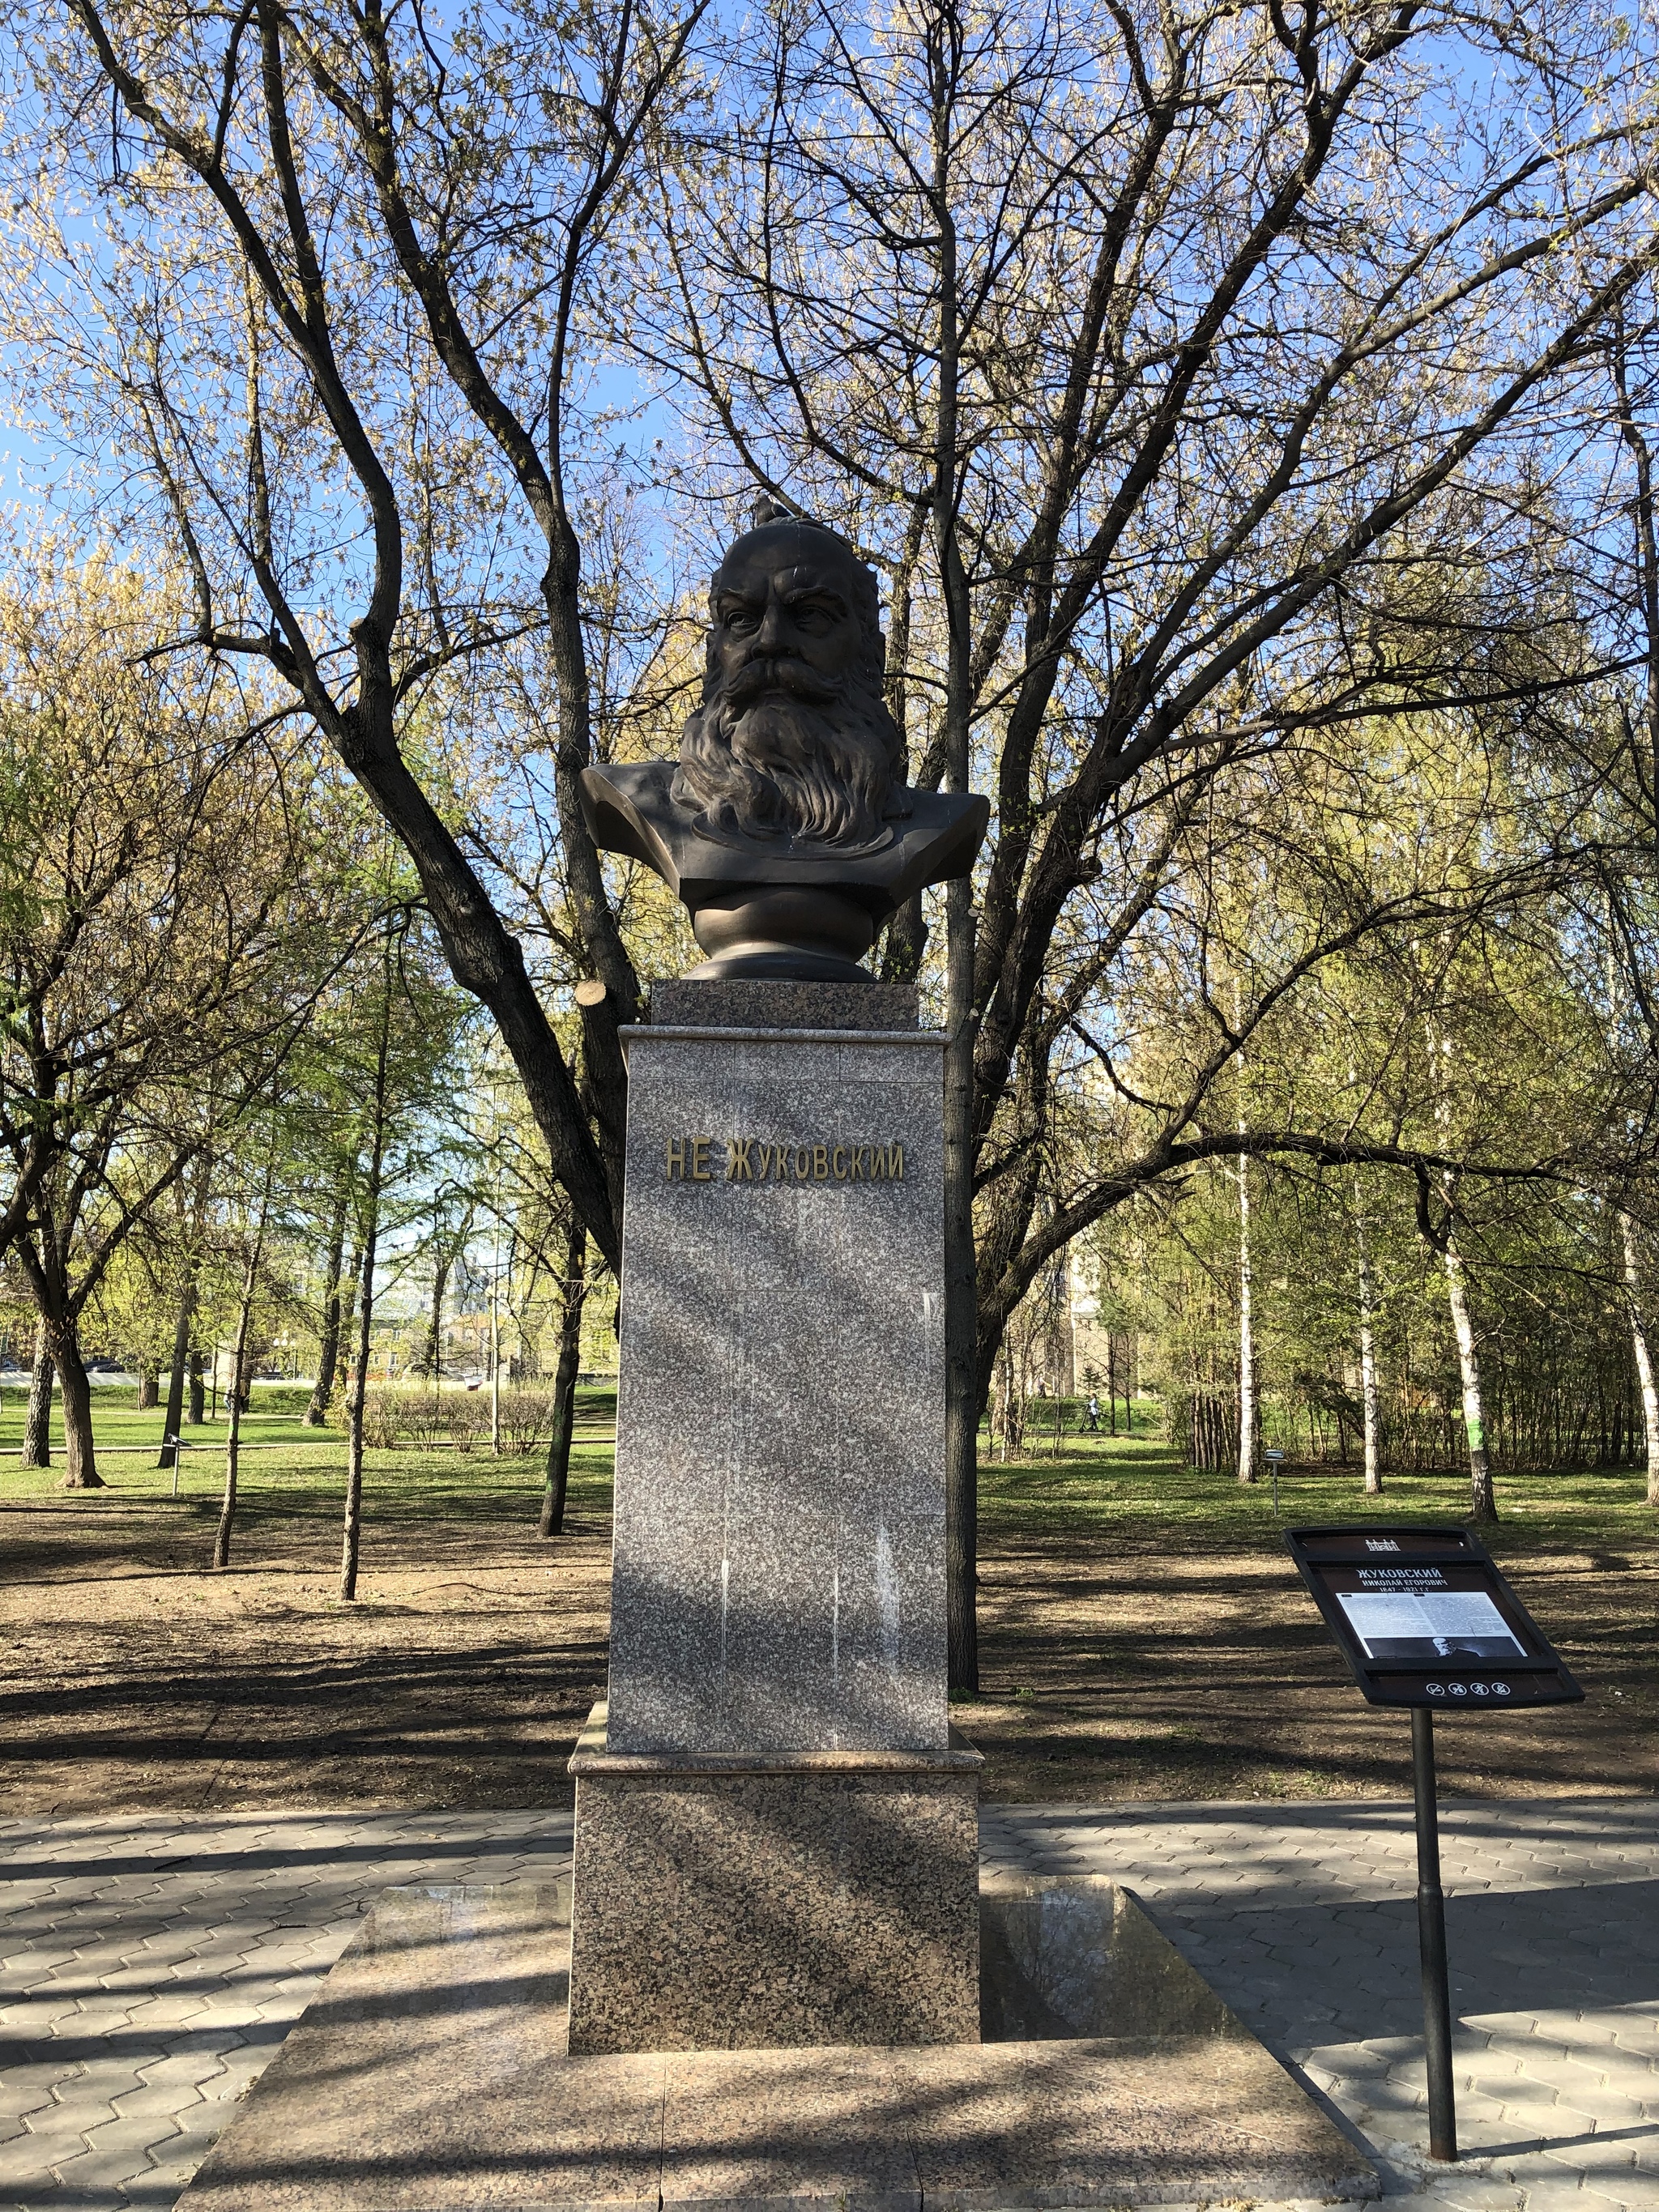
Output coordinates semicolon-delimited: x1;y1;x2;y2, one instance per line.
342;931;397;1602
1424;1018;1493;1519
489;1242;503;1455
923;85;980;1694
230;1341;254;1416
306;1184;349;1425
1354;1167;1383;1494
52;1326;102;1489
1442;1231;1496;1521
943;885;979;1691
20;1322;53;1468
1236;1149;1256;1484
540;1221;587;1537
341;1281;373;1596
137;1367;159;1409
214;1295;254;1570
188;1348;205;1423
159;1275;196;1468
215;1195;271;1571
318;1247;361;1424
420;1251;453;1381
1619;1211;1659;1508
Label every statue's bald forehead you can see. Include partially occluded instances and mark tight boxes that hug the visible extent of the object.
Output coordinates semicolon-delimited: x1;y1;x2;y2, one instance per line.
711;522;873;607
714;556;846;600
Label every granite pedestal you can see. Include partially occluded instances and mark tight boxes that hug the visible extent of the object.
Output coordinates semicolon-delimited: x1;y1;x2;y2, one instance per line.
604;990;947;1758
570;980;971;2052
168;986;1380;2201
568;1704;981;2052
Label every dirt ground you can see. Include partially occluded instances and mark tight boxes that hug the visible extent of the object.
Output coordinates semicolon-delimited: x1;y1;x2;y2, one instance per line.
2;1477;1653;1815
971;1519;1657;1801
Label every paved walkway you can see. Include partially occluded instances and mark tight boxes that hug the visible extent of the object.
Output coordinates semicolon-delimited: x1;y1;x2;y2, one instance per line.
1;1797;1653;2210
983;1796;1659;2212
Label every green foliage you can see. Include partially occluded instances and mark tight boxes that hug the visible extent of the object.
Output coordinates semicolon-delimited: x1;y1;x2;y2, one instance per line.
324;1383;567;1455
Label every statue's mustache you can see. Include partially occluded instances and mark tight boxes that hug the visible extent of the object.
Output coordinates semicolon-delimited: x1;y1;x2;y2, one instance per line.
724;654;842;711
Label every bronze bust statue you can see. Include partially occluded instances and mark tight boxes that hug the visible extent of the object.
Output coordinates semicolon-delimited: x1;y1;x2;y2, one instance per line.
580;506;989;983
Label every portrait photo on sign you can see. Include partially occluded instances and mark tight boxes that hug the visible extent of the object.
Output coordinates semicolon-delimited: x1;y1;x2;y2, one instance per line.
1335;1590;1527;1662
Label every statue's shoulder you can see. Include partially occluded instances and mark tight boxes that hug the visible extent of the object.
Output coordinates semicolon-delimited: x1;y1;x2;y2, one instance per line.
582;758;989;910
887;788;991;900
579;760;684;879
580;758;676;817
583;758;673;800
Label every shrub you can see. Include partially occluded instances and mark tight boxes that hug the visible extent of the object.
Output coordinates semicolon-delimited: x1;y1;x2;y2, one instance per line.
326;1384;560;1454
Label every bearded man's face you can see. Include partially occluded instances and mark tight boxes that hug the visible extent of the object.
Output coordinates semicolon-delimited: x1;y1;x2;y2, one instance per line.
670;526;907;850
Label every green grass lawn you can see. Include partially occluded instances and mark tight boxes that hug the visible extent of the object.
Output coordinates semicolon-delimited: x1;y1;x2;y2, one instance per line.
3;1381;1651;1553
0;1382;620;1525
978;1428;1657;1558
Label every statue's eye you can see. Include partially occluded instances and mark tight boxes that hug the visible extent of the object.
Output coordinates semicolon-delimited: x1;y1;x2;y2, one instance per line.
725;607;761;633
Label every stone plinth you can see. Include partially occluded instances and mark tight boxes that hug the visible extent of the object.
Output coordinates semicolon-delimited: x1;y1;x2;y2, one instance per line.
568;1704;981;2054
606;1007;947;1757
173;1878;1380;2212
650;978;919;1029
575;982;970;2056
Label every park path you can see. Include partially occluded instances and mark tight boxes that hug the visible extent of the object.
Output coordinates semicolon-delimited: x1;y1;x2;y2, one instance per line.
2;1796;1653;2210
981;1796;1659;2212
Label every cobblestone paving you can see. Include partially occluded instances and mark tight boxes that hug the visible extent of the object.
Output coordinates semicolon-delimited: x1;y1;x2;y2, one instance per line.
0;1809;575;2210
983;1795;1659;2212
2;1796;1653;2210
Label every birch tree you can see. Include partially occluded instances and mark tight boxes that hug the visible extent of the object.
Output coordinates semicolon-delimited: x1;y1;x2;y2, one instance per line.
1353;1167;1384;1494
339;924;397;1603
212;1140;278;1569
1623;1219;1659;1504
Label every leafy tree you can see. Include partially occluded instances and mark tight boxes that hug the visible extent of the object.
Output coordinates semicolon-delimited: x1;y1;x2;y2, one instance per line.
0;548;369;1482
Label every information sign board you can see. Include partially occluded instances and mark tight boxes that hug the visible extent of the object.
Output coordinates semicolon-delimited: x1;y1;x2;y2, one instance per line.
1284;1524;1582;1710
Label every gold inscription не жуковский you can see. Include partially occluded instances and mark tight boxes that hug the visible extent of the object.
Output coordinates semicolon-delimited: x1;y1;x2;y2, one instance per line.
663;1136;905;1184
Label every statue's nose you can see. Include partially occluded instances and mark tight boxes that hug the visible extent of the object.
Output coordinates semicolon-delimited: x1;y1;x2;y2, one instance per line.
755;599;787;652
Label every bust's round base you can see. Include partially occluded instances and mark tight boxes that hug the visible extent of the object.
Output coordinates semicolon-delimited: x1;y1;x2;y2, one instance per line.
689;885;876;984
685;946;873;983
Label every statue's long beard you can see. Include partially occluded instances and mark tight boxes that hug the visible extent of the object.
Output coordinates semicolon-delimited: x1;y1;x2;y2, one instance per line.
672;657;906;849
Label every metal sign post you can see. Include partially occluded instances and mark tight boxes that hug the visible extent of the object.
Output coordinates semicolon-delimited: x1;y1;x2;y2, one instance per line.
1411;1707;1456;2161
1264;1446;1284;1514
1285;1524;1583;2164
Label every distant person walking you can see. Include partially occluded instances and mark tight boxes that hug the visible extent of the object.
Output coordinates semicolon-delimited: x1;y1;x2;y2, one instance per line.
1085;1394;1101;1431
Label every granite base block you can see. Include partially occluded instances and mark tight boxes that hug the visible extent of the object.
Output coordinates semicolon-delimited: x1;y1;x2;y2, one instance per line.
173;1877;1379;2212
568;1717;982;2053
650;978;919;1030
